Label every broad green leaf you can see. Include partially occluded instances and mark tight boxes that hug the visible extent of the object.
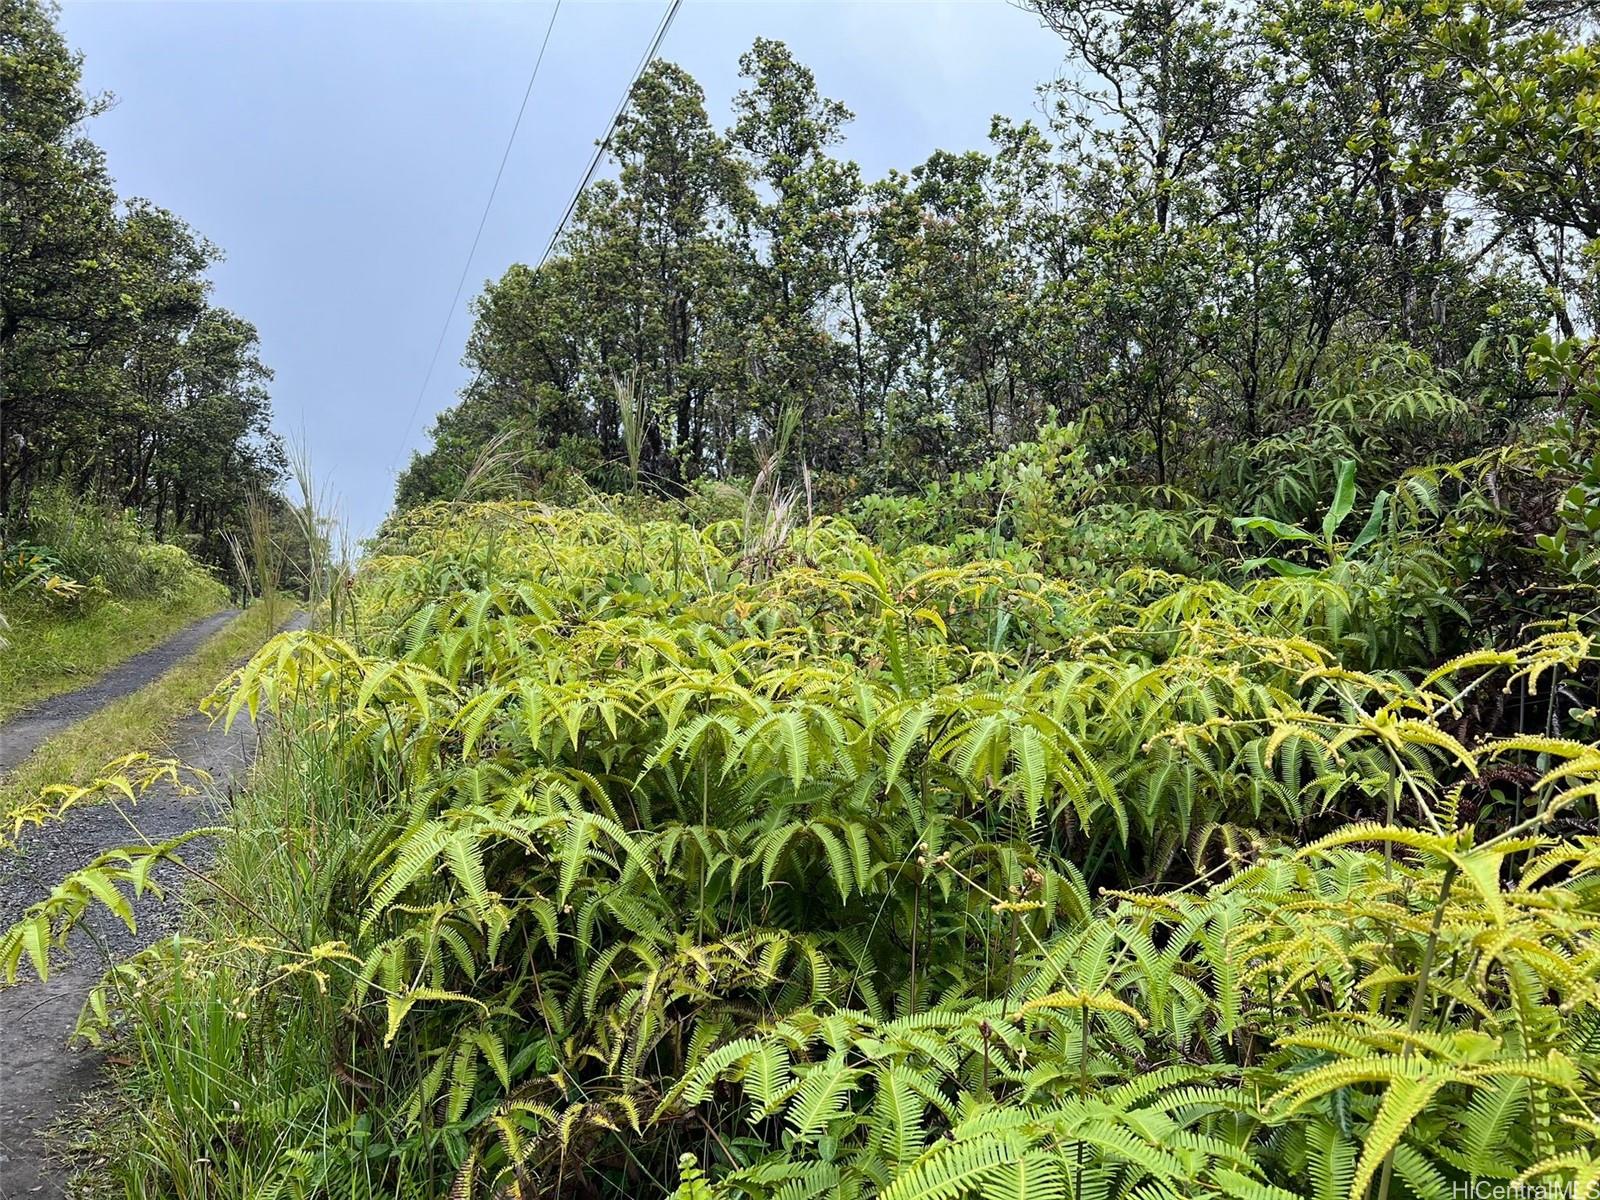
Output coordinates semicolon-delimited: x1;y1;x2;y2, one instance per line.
1323;459;1358;541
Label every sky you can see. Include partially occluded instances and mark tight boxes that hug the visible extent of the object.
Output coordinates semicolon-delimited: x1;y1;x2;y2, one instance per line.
58;0;1070;538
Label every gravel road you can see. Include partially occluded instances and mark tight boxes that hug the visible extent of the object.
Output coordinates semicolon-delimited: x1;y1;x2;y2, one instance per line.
0;611;302;1198
0;609;241;774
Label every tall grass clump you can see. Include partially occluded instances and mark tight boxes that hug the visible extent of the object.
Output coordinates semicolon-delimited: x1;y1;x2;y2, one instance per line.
287;445;351;612
224;490;284;628
220;450;353;636
82;723;397;1198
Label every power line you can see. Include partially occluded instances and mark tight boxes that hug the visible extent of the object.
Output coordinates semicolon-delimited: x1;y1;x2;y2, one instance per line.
390;0;563;473
390;0;684;481
536;0;684;271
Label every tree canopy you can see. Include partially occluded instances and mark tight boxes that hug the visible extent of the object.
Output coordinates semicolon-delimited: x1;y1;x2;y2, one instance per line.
1;0;283;561
399;1;1596;512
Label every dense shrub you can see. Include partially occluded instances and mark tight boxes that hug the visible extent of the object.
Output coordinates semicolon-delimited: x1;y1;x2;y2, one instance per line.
3;486;227;607
14;494;1599;1200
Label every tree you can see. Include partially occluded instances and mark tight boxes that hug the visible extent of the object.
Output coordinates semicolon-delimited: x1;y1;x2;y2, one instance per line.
1437;0;1600;336
406;18;1577;511
578;61;745;488
0;0;120;517
1;0;283;564
1025;0;1248;480
728;38;860;472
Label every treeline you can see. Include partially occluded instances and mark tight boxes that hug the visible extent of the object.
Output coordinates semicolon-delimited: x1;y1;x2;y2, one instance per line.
1;0;282;561
399;0;1598;510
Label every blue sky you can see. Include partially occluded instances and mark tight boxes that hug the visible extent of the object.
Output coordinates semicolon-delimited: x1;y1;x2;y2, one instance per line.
59;0;1069;537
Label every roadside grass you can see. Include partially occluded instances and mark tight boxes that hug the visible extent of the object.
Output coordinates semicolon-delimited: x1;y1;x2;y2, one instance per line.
0;601;291;838
80;720;401;1199
0;583;229;723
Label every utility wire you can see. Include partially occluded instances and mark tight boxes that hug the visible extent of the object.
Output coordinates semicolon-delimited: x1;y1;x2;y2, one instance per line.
390;0;563;473
536;0;684;270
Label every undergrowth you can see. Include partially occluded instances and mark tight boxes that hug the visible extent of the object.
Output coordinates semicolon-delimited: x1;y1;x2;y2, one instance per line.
6;491;1598;1200
1;488;233;721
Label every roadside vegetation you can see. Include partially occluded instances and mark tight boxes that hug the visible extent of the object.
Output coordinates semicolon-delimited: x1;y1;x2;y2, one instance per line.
0;590;224;723
3;0;1600;1197
1;0;284;554
1;0;290;692
0;489;231;722
19;459;1600;1199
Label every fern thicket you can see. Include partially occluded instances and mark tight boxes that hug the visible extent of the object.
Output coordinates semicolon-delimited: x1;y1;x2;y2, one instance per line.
10;498;1600;1198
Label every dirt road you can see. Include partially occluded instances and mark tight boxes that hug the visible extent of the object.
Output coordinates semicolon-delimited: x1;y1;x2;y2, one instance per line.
0;609;240;774
0;612;300;1197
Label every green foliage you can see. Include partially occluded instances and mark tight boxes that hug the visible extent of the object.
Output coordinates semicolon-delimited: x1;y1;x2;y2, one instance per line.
8;2;1600;1197
1;0;283;560
13;497;1596;1198
10;484;228;603
397;0;1584;514
853;416;1218;581
1528;336;1600;580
